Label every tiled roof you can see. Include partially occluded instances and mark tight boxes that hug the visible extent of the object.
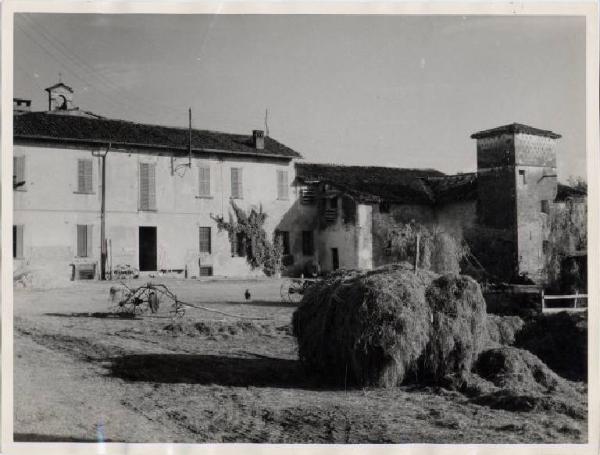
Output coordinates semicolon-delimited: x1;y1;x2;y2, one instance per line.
14;111;302;159
425;173;478;204
295;162;445;204
471;123;561;139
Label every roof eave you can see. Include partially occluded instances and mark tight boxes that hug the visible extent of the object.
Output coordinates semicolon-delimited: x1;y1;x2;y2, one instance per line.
13;134;301;160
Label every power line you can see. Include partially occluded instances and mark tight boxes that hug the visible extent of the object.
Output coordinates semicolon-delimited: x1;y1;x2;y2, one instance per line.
15;16;186;123
22;14;184;116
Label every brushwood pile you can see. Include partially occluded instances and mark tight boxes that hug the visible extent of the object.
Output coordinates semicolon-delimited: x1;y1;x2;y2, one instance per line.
292;263;586;418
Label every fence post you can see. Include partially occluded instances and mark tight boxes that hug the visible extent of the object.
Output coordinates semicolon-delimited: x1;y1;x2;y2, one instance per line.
574;291;579;309
541;289;545;312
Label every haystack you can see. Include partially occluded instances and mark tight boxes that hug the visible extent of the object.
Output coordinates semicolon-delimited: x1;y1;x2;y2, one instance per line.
293;265;487;387
475;346;570;394
486;314;525;347
421;274;488;383
472;346;585;417
292;264;437;387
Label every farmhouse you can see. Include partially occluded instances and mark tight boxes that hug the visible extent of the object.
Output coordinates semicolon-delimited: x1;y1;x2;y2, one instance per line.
13;82;586;284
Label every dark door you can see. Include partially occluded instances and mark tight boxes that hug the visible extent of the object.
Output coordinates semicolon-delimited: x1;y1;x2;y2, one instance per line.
139;226;157;271
331;248;339;271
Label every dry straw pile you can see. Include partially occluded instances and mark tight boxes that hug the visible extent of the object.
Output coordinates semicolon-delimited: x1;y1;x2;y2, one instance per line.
292;264;487;387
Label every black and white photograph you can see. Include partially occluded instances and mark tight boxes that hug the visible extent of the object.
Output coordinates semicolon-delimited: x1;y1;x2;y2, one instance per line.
4;2;598;451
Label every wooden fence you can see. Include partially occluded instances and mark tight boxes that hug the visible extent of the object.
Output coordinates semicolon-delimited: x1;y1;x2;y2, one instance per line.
541;290;587;314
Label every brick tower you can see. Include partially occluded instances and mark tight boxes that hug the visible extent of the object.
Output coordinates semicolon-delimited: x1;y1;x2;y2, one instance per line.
471;123;561;283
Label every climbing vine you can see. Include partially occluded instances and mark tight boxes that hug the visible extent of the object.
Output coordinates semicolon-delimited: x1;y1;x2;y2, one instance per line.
211;200;283;276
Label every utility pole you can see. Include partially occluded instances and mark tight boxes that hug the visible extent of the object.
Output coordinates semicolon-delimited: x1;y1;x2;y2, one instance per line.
188;107;192;167
99;143;111;280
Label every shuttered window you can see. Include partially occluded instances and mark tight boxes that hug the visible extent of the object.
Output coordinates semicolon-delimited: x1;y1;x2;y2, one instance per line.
198;166;211;197
13;225;24;258
199;227;211;254
302;230;314;256
13;156;26;191
277;170;289;200
77;159;94;193
139;163;156;211
231;167;243;199
77;224;93;258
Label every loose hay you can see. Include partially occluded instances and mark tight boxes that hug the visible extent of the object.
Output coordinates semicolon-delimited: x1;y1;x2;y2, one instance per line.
421;274;488;383
473;347;585;417
486;314;525;347
293;264;437;387
293;265;487;387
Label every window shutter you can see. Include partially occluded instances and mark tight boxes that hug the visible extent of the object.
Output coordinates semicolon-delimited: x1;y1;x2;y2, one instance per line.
231;168;242;199
14;156;25;189
14;225;24;258
78;159;93;193
199;227;211;254
277;170;288;199
199;167;211;196
140;163;156;210
148;164;156;210
86;224;94;257
77;225;87;257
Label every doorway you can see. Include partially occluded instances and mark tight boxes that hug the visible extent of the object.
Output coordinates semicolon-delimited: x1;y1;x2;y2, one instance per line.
139;226;157;271
331;248;339;271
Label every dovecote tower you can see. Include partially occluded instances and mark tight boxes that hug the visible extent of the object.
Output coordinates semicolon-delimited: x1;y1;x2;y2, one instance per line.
471;123;560;282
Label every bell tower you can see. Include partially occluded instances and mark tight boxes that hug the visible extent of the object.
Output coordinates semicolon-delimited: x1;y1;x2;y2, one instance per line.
471;123;560;282
45;80;74;111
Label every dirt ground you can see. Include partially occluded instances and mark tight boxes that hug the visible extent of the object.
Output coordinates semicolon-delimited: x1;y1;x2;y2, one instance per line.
14;278;587;443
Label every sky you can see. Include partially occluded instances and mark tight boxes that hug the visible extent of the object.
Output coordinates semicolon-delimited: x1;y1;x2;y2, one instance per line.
14;14;586;180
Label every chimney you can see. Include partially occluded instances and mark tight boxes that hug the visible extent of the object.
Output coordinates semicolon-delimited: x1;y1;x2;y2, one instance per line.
13;98;31;115
253;130;264;150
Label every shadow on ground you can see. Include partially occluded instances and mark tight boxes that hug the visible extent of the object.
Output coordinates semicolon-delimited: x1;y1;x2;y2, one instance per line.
14;433;119;442
217;300;299;308
109;353;312;389
44;312;137;319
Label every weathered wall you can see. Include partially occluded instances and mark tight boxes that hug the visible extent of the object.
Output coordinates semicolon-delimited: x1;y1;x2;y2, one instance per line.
315;199;360;272
514;133;558;281
13;143;299;279
434;200;477;240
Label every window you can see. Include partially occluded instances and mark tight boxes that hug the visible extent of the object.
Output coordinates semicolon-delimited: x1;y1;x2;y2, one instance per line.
302;231;314;256
276;230;291;255
13;225;24;258
199;266;213;277
231;167;243;199
139;163;156;211
235;232;246;257
77;159;94;193
13;156;26;191
76;224;93;258
198;166;211;197
519;169;526;185
199;227;212;254
541;200;550;214
277;170;289;200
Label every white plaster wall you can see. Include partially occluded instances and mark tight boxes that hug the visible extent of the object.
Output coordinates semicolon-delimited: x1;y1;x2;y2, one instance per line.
13;143;302;278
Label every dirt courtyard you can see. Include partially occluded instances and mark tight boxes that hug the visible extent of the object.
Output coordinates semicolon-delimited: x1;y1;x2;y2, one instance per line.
14;278;587;443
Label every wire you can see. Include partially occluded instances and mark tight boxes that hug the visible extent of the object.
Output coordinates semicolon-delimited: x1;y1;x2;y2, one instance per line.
15;16;185;122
